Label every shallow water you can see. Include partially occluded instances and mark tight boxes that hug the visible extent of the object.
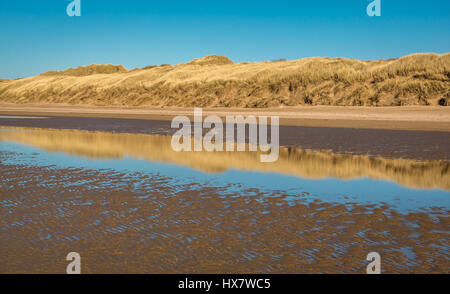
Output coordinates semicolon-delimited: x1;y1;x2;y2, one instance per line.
1;141;449;213
0;128;449;273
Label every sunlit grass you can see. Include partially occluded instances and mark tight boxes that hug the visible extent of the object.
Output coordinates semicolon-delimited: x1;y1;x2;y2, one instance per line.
1;53;449;107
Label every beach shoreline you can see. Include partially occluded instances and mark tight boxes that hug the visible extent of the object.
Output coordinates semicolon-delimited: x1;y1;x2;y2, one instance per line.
1;114;449;161
1;103;449;132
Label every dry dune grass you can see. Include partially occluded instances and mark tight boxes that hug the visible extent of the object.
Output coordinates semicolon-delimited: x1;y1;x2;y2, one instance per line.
0;53;449;107
1;127;448;190
42;64;127;77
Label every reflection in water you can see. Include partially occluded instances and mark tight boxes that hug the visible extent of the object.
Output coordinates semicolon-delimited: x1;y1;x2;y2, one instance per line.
0;126;449;274
0;126;449;190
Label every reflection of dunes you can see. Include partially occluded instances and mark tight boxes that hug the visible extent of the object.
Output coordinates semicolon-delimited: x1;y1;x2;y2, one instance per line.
1;126;449;190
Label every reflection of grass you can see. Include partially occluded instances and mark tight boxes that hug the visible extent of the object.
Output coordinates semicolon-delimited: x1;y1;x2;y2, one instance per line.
1;126;449;190
1;53;449;107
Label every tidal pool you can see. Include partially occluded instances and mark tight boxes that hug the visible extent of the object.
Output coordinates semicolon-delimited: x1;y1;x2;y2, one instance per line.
0;127;449;273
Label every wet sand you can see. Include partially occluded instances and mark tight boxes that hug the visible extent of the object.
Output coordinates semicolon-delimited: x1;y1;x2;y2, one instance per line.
1;103;449;131
0;114;449;160
1;107;449;274
1;161;448;274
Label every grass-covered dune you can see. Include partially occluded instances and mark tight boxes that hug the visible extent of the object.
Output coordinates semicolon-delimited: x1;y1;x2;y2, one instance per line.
1;53;449;107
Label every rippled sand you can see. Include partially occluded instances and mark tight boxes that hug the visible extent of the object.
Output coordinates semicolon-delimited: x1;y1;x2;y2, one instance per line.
0;127;449;274
1;161;448;274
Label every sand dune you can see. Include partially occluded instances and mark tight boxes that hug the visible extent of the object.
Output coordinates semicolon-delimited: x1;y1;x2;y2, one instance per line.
0;53;449;107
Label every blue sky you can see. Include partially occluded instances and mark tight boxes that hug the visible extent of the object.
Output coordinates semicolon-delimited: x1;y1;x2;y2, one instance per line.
0;0;449;79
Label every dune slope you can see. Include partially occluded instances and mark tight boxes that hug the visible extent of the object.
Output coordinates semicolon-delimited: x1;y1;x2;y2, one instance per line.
0;54;449;107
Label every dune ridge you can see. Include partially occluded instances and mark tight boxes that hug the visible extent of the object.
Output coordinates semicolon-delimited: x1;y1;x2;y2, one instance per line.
0;53;449;107
41;64;128;77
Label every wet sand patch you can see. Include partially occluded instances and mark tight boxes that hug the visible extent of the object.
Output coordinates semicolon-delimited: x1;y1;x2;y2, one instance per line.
0;162;448;274
0;114;449;160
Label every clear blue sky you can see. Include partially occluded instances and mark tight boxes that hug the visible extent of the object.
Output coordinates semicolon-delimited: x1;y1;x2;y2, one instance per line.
1;0;449;79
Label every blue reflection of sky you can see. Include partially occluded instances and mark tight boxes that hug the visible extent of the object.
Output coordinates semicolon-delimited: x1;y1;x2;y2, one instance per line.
1;141;449;214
